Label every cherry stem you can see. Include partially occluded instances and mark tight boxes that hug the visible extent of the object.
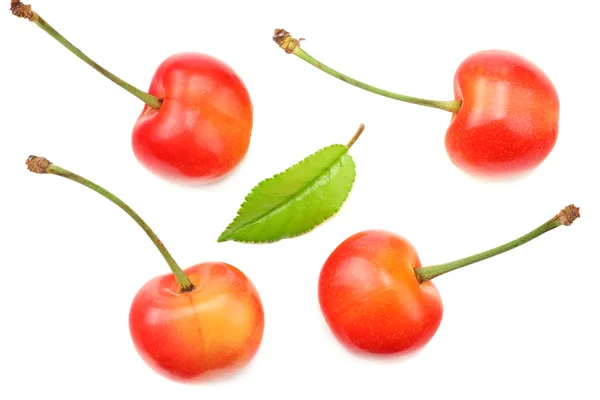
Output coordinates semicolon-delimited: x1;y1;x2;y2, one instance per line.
415;205;581;283
273;29;461;114
25;156;194;293
346;123;365;150
11;1;162;110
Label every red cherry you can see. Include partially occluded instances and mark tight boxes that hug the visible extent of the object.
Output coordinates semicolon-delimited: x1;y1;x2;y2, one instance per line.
446;50;559;178
129;262;264;382
318;205;580;356
12;4;252;183
25;156;265;383
318;230;442;355
274;30;560;179
132;53;253;183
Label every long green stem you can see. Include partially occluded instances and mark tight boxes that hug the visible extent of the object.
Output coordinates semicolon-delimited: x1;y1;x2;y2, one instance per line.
11;1;162;110
415;205;581;283
26;156;194;292
273;29;461;114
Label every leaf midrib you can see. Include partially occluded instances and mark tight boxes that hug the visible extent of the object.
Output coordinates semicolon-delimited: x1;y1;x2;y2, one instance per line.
221;148;348;240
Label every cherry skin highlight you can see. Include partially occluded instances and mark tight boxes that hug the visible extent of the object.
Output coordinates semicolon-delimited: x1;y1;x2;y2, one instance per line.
446;50;560;178
129;262;264;382
318;230;443;355
132;53;254;183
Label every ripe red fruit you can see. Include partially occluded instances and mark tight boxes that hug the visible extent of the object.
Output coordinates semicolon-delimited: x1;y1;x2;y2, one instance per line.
318;230;442;355
274;29;559;179
132;53;253;183
318;205;580;356
25;156;265;383
129;262;264;382
446;50;559;178
12;2;252;183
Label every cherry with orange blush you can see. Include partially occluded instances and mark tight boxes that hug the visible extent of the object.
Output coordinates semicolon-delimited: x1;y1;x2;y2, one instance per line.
25;156;264;383
318;205;579;355
12;1;253;184
274;29;560;179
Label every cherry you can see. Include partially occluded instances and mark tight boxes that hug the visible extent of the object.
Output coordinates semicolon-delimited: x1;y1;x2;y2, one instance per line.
448;50;559;177
132;53;252;183
318;205;579;355
12;2;253;183
25;156;265;383
274;29;559;179
129;262;264;382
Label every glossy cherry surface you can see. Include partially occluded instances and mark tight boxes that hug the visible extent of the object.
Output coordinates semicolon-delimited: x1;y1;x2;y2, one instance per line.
318;230;443;355
446;50;560;178
129;262;265;382
132;53;254;183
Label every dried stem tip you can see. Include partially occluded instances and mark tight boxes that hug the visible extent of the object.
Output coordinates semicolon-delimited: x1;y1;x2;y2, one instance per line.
273;28;302;54
26;156;51;174
346;124;365;150
10;1;34;20
557;204;580;226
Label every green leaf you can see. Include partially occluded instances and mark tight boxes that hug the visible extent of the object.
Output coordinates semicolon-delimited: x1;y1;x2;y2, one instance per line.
218;144;356;243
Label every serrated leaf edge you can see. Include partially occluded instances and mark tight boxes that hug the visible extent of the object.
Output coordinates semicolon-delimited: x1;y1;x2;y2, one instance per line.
217;144;355;244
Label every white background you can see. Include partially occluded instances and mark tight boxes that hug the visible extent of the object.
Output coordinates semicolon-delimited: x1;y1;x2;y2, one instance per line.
1;0;599;398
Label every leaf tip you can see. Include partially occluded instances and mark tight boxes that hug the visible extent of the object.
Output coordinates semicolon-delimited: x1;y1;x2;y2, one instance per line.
216;232;230;243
